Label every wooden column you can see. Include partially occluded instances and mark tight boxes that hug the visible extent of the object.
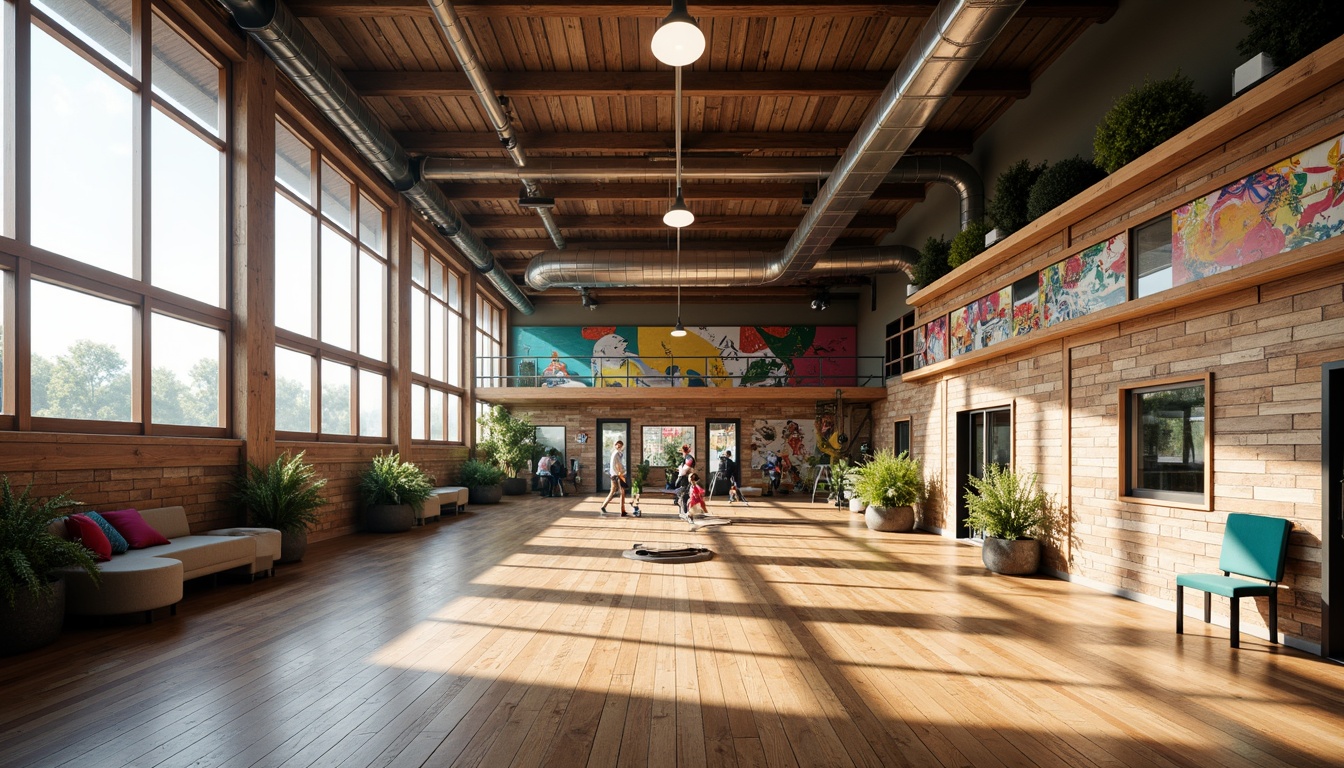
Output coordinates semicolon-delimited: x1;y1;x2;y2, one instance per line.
390;203;412;457
230;40;277;469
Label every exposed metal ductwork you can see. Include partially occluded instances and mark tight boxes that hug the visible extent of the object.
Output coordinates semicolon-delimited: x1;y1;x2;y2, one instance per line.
427;0;566;251
525;246;919;290
420;155;983;235
213;0;535;314
770;0;1022;283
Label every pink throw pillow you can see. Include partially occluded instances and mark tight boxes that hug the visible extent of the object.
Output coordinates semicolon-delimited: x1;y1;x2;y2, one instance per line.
65;513;112;562
99;508;171;549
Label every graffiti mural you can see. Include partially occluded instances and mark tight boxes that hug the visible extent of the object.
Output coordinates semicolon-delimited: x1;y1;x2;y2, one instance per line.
509;325;857;387
1012;278;1041;337
914;316;949;369
749;418;818;489
950;287;1013;356
1173;132;1344;285
1040;235;1128;327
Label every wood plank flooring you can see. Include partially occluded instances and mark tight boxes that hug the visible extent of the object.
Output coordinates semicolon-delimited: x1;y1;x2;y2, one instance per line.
3;495;1344;768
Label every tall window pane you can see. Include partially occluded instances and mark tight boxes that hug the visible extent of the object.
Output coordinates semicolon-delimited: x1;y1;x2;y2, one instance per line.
411;383;426;440
429;388;444;441
275;346;312;432
359;369;384;437
150;14;219;136
359;253;385;360
0;271;8;412
320;160;352;233
321;359;351;434
275;194;314;334
320;226;352;349
31;282;133;421
152;109;222;305
1134;216;1173;299
411;290;427;375
30;28;132;275
430;301;445;380
1;5;9;239
152;314;221;427
448;311;462;386
275;124;311;203
447;393;461;442
34;0;132;73
358;194;383;255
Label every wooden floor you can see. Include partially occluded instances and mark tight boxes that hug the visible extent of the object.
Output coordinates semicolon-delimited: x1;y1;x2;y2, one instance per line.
3;496;1344;768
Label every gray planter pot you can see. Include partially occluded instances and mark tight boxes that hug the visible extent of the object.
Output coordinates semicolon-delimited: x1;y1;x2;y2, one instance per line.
364;504;415;533
2;578;65;656
501;477;528;496
982;537;1040;575
469;484;503;505
279;530;308;563
849;497;867;513
865;504;914;532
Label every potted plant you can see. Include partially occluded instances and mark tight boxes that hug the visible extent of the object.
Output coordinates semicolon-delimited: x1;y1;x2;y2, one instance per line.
912;235;952;290
359;453;435;533
658;442;683;489
1092;72;1206;174
233;451;328;563
963;464;1049;575
476;405;537;495
1238;0;1344;70
948;219;994;269
852;449;924;532
988;159;1047;237
630;460;651;496
0;478;99;655
1025;156;1106;222
458;459;505;505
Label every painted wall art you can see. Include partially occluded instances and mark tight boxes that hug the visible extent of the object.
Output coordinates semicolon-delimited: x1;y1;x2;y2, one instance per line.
950;287;1013;356
914;316;949;369
749;419;817;490
509;325;857;387
1173;132;1344;286
1040;235;1128;327
1012;279;1041;337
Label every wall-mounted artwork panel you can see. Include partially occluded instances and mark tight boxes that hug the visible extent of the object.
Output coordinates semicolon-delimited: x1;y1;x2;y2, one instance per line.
1040;235;1128;327
510;325;857;387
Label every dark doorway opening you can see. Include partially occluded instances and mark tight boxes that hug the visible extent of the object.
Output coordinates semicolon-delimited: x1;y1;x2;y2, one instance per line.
956;406;1012;538
1323;361;1344;661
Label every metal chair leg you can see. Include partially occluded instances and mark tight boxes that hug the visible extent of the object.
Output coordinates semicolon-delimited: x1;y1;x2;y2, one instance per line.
1229;597;1240;649
1204;591;1212;623
1269;591;1278;645
1176;585;1184;634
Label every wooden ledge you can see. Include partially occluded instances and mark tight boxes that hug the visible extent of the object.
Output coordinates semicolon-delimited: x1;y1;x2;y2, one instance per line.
475;386;888;406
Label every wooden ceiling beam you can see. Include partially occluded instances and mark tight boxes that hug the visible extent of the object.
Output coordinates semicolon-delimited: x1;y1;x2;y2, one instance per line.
440;181;925;201
349;69;1029;99
470;214;894;230
398;130;972;155
291;0;1117;21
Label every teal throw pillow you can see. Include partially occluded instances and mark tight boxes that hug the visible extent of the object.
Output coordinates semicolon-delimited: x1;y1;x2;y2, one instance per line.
85;511;130;555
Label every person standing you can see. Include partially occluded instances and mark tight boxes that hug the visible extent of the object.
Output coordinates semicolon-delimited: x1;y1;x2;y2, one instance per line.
536;452;554;497
674;443;695;521
601;440;629;516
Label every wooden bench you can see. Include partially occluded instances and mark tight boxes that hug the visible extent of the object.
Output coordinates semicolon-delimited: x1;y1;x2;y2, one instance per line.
1176;513;1292;648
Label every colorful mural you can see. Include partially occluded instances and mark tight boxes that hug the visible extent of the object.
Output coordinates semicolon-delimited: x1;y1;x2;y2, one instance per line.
914;316;949;369
749;418;817;489
1173;132;1344;285
1012;278;1041;337
509;325;857;387
951;287;1013;356
1040;235;1128;327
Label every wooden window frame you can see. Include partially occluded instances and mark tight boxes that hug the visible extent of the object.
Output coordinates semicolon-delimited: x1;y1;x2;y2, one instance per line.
1118;373;1213;510
2;1;231;437
272;112;390;443
894;418;911;457
409;233;467;445
884;310;916;379
474;294;505;388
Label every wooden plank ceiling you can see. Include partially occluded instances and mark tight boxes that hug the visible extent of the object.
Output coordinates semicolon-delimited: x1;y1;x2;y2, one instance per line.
293;0;1116;303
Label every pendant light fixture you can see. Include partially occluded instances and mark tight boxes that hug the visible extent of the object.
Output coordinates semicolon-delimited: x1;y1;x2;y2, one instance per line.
651;0;705;67
663;66;695;228
670;227;687;337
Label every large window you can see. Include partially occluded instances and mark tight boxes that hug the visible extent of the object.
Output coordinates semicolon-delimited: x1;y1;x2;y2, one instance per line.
475;295;504;387
273;119;388;439
885;311;916;379
2;0;228;433
1122;376;1210;506
409;237;465;442
643;426;696;467
1132;215;1173;299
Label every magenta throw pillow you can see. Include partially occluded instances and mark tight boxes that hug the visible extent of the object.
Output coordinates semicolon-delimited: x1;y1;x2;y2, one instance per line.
99;508;171;549
65;513;112;562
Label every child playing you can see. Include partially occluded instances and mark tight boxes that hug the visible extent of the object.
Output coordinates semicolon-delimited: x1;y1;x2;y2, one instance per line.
685;472;709;519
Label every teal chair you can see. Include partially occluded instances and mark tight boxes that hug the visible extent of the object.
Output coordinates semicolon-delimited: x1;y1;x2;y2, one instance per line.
1176;513;1292;648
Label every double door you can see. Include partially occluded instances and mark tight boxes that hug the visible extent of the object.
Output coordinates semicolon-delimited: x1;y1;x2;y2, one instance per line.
956;407;1012;538
596;419;629;492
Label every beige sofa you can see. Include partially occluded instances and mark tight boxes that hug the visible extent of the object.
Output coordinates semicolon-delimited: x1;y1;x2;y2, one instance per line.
425;486;469;524
54;506;277;621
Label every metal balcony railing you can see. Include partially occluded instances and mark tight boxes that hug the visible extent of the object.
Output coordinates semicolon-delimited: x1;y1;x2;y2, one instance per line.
475;355;885;388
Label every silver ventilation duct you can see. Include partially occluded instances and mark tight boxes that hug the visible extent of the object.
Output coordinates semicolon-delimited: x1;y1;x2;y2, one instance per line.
214;0;535;314
525;246;919;290
427;0;566;250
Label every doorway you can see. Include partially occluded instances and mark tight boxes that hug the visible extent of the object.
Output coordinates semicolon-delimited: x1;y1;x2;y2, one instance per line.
1323;362;1344;661
707;419;740;495
596;419;629;493
956;406;1012;538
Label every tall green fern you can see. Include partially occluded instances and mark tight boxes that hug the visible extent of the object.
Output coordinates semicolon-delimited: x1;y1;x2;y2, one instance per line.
0;477;99;608
963;464;1048;540
233;452;328;534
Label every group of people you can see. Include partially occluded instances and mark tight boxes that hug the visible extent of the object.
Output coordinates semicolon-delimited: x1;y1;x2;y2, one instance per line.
600;441;720;520
535;449;569;497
